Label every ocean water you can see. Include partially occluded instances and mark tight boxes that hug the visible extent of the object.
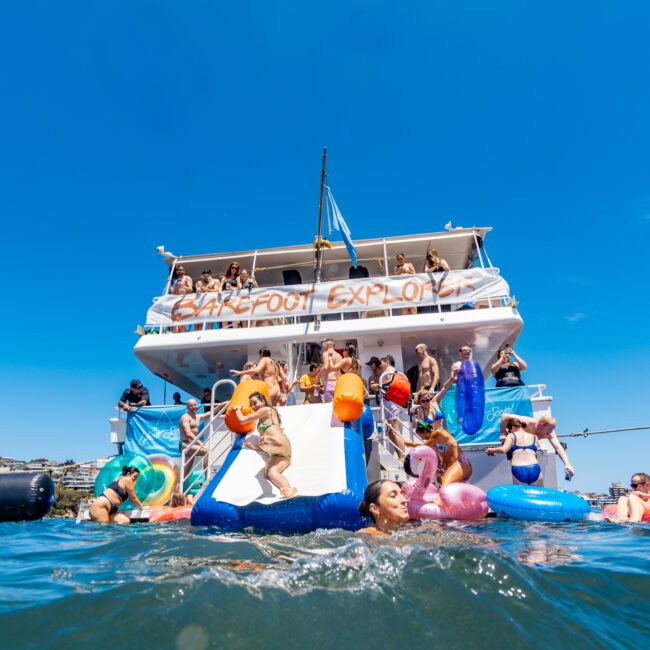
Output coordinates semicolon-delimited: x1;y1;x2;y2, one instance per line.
1;518;649;650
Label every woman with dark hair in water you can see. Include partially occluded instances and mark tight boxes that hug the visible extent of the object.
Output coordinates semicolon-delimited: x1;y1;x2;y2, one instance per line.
232;392;297;498
358;479;409;535
89;465;144;524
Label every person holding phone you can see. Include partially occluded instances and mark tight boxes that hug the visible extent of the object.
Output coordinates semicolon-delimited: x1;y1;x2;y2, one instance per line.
491;345;527;387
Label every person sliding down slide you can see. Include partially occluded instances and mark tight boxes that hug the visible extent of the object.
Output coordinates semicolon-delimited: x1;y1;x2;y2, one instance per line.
232;392;298;499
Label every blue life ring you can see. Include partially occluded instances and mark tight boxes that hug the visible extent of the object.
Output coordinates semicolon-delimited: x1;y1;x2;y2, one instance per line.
455;360;485;435
487;485;590;522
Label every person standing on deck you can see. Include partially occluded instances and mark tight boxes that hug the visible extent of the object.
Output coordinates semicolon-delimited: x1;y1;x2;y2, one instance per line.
321;339;343;402
451;345;473;378
379;355;407;462
415;343;440;391
394;253;417;315
171;265;193;332
230;347;283;406
179;399;211;482
118;379;151;411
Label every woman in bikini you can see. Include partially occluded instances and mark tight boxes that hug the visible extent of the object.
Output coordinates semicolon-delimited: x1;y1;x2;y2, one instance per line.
89;465;144;524
325;344;362;377
411;372;455;430
231;392;298;499
406;421;473;486
486;417;543;486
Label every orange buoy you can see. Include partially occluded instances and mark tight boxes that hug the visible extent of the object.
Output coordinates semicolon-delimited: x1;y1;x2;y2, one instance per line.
333;373;365;422
224;380;270;434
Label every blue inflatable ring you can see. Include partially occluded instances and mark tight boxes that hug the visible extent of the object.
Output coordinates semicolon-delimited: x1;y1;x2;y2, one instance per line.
455;360;485;435
487;485;590;522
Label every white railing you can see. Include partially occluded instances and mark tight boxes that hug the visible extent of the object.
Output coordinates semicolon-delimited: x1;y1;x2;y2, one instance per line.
143;269;511;335
180;379;237;497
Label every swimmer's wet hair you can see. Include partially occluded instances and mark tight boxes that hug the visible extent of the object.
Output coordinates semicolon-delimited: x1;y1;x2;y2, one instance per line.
358;479;392;522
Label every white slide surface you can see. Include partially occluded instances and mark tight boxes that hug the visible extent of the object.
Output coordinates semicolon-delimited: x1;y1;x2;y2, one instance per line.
210;402;347;506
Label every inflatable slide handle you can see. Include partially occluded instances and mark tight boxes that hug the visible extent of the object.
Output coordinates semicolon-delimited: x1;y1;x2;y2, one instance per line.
224;380;270;434
333;374;365;422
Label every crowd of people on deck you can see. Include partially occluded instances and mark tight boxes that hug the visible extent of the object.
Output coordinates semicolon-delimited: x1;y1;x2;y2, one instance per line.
161;250;469;332
102;342;649;530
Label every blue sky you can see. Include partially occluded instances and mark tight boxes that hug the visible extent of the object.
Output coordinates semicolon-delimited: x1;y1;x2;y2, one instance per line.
1;2;648;492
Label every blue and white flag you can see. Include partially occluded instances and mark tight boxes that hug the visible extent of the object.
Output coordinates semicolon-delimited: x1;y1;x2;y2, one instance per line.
326;186;358;268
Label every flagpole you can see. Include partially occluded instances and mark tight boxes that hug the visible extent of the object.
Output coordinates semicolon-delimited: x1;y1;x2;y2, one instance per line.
315;146;327;283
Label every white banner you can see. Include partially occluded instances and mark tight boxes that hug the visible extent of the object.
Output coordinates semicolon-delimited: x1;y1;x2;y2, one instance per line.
145;269;509;327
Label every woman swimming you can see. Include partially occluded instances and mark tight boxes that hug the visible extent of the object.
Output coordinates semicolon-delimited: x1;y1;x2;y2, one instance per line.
232;392;298;499
89;465;144;524
406;421;473;486
486;417;543;486
358;480;409;535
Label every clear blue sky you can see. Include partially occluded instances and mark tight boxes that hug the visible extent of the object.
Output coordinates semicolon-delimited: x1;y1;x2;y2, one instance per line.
1;2;648;493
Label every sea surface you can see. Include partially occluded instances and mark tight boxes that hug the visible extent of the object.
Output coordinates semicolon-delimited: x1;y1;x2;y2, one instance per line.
1;518;649;649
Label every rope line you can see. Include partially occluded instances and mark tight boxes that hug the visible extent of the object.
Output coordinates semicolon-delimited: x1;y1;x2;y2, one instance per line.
557;426;650;439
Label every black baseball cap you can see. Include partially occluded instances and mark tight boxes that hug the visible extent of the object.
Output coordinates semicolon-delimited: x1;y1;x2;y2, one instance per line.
130;379;143;389
365;356;381;367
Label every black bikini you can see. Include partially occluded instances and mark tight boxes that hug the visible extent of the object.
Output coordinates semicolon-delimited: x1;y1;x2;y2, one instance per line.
101;479;129;514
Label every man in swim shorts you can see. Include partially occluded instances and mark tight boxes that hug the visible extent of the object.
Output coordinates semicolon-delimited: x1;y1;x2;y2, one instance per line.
179;399;211;482
321;338;342;402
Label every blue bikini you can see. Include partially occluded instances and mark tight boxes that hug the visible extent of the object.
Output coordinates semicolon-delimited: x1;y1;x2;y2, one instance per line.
509;433;542;485
422;407;443;425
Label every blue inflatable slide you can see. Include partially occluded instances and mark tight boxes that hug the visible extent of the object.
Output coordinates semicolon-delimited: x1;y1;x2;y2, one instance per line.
191;403;368;533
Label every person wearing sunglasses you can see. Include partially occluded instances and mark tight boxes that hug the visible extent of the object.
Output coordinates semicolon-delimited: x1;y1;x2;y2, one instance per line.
613;473;650;522
411;371;456;430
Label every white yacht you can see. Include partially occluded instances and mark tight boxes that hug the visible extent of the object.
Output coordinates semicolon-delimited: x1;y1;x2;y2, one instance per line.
120;226;559;500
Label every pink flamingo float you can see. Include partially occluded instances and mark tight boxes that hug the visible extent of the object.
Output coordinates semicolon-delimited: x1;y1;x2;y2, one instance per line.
402;445;488;520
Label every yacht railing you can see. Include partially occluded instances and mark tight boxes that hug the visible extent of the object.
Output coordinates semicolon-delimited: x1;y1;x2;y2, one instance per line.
180;379;237;497
144;270;512;335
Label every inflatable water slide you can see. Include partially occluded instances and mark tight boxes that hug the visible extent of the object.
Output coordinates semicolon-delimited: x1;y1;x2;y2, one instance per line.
191;375;370;533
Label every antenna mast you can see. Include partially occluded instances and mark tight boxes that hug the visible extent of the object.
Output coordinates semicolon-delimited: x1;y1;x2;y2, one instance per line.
315;147;327;282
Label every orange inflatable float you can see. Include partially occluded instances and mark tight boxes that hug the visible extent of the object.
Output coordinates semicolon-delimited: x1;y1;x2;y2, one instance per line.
333;373;365;422
149;505;193;523
224;380;269;434
602;504;650;522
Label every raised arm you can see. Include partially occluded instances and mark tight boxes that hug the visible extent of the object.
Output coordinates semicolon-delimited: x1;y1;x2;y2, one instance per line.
511;351;527;371
231;360;265;377
434;374;454;403
491;350;508;375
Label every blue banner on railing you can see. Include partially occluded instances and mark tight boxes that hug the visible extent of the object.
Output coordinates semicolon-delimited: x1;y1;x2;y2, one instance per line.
441;385;533;445
124;406;200;459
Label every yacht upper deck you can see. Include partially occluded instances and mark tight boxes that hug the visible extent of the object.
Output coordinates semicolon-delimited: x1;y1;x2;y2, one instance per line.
134;228;522;397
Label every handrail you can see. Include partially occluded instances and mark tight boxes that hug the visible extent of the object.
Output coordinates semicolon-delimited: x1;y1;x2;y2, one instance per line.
180;379;237;497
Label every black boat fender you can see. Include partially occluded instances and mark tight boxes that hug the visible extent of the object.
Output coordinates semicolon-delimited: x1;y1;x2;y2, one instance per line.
0;472;55;522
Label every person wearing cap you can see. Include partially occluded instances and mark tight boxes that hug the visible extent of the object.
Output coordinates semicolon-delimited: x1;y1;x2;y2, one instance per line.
172;392;184;406
118;379;151;411
365;356;383;401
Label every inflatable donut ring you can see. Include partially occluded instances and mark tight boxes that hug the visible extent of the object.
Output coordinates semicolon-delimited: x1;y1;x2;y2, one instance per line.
143;454;179;507
94;453;154;510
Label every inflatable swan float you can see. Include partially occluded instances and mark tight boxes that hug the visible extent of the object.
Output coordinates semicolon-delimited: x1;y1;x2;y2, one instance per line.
402;445;488;520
